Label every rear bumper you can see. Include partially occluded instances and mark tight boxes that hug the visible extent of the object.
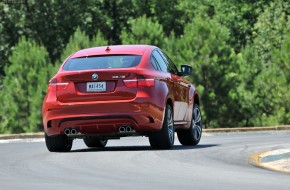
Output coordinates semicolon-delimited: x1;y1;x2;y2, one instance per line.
42;98;164;136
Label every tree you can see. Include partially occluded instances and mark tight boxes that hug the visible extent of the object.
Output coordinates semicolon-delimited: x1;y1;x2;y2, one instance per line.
253;0;290;67
56;27;107;69
234;46;261;126
0;0;289;133
270;31;290;124
236;44;289;126
243;0;290;126
153;0;184;36
234;8;290;127
0;37;52;133
0;2;26;76
59;27;91;62
174;17;238;128
24;0;104;62
213;0;272;53
121;15;165;47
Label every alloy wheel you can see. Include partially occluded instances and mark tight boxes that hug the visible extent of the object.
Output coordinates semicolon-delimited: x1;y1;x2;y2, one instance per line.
167;107;174;144
193;106;202;141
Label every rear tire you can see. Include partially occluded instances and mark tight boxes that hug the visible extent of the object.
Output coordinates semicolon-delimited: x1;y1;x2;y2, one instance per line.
45;133;73;152
177;104;202;145
149;104;174;149
83;138;108;148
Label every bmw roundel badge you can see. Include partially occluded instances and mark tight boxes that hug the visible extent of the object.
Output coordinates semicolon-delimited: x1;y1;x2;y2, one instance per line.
92;73;98;80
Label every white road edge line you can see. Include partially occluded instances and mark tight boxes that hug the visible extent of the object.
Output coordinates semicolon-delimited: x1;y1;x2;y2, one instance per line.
0;138;45;144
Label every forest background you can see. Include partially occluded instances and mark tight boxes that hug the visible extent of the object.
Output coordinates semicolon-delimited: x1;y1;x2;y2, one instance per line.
0;0;289;133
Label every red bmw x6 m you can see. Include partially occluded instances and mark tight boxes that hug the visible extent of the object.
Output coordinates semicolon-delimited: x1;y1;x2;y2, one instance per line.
42;45;202;152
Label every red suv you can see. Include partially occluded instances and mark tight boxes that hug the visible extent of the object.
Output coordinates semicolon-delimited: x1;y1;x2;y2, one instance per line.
42;45;202;152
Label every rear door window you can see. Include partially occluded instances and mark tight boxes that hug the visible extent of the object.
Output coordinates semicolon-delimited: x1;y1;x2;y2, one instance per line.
62;55;142;71
152;50;167;72
158;51;179;75
150;56;161;71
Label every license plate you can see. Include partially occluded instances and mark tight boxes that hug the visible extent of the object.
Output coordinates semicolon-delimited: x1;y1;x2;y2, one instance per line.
87;82;106;92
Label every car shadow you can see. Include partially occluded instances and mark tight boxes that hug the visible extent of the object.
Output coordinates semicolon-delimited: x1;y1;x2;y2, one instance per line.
69;144;219;153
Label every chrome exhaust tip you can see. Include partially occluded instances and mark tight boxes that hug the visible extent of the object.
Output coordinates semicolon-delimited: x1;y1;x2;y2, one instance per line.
119;126;126;133
126;126;132;132
71;128;78;135
119;125;134;133
64;128;71;135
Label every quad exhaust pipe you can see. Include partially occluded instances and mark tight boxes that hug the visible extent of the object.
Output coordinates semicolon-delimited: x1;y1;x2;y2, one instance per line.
119;125;134;133
65;126;134;135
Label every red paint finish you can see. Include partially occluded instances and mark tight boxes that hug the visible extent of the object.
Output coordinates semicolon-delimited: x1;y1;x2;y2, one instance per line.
42;45;198;137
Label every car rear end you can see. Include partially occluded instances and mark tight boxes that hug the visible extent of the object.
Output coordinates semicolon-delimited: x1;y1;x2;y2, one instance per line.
42;46;166;139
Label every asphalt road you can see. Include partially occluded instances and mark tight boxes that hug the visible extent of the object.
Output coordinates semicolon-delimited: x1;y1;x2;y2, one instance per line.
0;131;289;190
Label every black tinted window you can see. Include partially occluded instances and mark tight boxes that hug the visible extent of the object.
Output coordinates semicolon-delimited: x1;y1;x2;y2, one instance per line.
150;56;161;71
152;51;167;72
63;55;142;71
160;52;179;75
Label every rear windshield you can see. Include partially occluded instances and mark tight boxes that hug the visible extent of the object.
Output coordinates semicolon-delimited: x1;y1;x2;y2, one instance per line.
62;55;142;71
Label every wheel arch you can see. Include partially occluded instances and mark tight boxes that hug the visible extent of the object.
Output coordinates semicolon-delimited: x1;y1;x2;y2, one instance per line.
194;93;200;106
166;98;174;111
164;96;174;121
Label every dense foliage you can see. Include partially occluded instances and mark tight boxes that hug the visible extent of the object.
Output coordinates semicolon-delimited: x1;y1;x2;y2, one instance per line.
0;0;289;133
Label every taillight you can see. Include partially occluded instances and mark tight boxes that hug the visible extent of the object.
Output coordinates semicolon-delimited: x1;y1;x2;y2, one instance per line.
123;78;155;88
123;79;138;88
138;79;155;87
48;77;57;92
48;77;69;92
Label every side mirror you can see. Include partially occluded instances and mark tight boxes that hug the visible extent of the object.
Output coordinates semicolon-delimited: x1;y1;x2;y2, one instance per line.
180;65;192;76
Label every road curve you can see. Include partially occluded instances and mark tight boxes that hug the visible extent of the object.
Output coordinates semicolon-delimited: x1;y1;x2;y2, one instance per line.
0;131;289;190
